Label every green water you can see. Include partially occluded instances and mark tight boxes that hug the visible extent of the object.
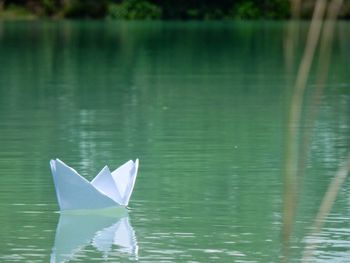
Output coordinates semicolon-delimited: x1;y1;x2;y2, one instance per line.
0;21;349;262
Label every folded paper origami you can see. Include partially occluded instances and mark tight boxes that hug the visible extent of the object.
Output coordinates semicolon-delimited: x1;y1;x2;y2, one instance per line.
50;159;139;211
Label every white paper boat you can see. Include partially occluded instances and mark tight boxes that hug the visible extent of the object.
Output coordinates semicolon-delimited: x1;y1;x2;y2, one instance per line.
50;158;139;211
51;209;138;263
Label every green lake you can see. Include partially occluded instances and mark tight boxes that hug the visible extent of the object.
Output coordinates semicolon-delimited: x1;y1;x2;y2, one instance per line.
0;21;349;262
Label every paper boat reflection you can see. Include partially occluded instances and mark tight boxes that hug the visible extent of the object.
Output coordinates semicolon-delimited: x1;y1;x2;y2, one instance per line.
51;208;138;263
50;159;139;211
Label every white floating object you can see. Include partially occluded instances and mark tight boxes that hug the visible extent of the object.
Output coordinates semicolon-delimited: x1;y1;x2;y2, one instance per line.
50;158;139;211
51;209;138;263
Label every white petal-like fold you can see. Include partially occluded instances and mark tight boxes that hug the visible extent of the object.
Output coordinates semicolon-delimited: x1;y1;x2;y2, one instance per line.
111;159;139;206
91;166;123;205
51;159;117;211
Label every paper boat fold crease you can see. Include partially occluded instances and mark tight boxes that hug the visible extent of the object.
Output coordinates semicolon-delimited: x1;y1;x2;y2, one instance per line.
50;159;139;211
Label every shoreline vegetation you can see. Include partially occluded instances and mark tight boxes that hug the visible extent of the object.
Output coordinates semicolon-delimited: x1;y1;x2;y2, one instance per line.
0;0;349;20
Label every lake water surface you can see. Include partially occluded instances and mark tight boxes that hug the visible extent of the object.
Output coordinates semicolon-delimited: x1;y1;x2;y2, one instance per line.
0;21;349;262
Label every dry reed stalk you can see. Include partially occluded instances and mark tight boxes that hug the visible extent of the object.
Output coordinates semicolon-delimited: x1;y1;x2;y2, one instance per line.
282;0;328;261
297;0;344;191
302;153;350;261
283;0;345;262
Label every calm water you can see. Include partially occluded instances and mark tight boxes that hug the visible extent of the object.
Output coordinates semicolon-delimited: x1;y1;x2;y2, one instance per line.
0;21;349;262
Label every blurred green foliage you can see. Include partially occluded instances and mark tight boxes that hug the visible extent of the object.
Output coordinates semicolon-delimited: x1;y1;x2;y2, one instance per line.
63;0;108;18
0;3;35;19
108;0;162;20
0;0;348;20
235;1;261;19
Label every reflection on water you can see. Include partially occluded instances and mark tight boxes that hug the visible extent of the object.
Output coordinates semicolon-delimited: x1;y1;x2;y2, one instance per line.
51;209;138;262
303;224;350;263
0;20;349;262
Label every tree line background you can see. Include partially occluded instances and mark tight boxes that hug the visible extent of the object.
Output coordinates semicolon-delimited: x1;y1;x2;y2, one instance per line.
0;0;349;19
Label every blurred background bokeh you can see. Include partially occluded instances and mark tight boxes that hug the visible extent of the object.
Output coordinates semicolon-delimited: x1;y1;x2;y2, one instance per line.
0;1;349;262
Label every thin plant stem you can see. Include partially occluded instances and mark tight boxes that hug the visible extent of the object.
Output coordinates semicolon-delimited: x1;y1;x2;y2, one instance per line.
282;0;328;261
297;0;344;190
302;153;350;262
